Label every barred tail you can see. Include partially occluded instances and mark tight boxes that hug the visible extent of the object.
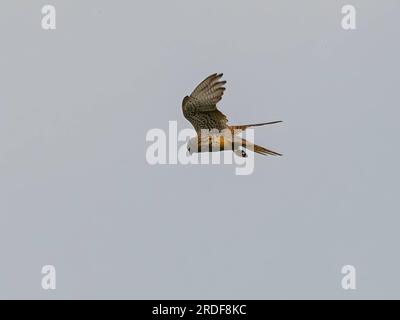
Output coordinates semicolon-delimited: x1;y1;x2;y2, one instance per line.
241;139;282;156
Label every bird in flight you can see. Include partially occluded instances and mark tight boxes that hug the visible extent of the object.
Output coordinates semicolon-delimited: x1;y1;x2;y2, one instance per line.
182;73;282;157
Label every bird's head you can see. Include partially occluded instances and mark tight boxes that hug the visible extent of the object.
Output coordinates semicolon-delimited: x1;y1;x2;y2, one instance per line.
187;137;198;156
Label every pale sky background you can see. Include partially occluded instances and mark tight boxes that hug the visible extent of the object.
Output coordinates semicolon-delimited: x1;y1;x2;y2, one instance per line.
0;0;399;299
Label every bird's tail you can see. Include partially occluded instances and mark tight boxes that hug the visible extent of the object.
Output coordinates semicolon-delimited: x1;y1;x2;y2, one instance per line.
241;138;282;156
229;120;282;132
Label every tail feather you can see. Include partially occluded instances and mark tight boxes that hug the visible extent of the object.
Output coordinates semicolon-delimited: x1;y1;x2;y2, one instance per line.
253;144;282;156
229;120;282;132
241;138;282;156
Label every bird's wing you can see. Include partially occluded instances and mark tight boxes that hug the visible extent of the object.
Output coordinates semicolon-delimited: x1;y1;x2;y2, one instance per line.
182;73;229;133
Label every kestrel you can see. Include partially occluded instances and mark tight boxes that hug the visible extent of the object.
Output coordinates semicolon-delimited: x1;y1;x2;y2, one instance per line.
182;73;282;157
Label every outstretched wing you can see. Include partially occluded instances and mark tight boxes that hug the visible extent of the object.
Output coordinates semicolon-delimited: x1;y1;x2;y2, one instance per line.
182;73;229;133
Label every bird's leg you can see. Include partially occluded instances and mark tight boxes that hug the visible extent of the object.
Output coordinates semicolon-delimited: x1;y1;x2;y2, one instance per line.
234;149;248;158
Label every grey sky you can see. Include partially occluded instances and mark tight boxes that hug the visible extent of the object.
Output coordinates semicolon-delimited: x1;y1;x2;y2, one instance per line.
0;0;399;299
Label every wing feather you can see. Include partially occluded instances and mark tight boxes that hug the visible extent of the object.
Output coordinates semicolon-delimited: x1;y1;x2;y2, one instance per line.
182;73;228;132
